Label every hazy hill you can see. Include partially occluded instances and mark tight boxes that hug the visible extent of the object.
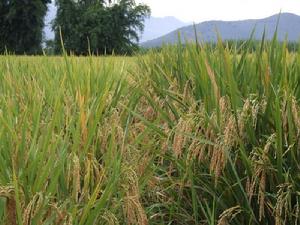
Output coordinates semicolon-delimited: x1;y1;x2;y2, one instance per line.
139;16;189;42
142;13;300;47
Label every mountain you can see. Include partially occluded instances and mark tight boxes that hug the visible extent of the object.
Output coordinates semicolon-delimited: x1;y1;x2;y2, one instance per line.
142;13;300;47
139;16;189;43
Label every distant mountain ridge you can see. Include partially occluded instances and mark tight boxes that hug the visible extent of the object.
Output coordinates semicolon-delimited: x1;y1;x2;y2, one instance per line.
139;16;189;43
142;13;300;47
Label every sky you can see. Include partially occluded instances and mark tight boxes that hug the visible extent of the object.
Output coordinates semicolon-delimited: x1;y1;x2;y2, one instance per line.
136;0;300;23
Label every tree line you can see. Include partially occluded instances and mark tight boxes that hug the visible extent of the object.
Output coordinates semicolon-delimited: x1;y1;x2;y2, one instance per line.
0;0;150;55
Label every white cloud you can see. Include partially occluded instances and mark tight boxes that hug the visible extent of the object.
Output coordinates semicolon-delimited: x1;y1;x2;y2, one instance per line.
136;0;300;22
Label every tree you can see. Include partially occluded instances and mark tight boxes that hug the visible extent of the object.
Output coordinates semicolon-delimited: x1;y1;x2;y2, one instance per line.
53;0;150;55
0;0;51;54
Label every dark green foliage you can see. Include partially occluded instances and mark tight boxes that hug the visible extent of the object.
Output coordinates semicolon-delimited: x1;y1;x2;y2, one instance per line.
53;0;150;55
0;0;50;54
44;39;56;55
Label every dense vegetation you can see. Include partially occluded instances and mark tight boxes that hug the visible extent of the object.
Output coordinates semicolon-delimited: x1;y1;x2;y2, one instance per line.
0;36;300;224
0;0;51;54
54;0;150;55
0;0;150;55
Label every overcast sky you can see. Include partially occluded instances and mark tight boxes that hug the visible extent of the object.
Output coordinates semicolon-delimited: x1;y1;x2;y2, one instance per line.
136;0;300;22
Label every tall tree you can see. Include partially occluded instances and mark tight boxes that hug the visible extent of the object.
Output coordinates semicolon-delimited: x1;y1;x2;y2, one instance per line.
53;0;150;55
0;0;51;54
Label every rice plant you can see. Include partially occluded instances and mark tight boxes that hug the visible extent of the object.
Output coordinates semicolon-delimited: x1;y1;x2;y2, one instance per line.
0;36;300;225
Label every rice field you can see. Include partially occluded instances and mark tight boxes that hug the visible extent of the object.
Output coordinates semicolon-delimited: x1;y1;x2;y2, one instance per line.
0;37;300;225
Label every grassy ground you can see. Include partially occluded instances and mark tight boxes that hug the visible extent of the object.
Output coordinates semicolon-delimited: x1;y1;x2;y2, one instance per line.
0;38;300;225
